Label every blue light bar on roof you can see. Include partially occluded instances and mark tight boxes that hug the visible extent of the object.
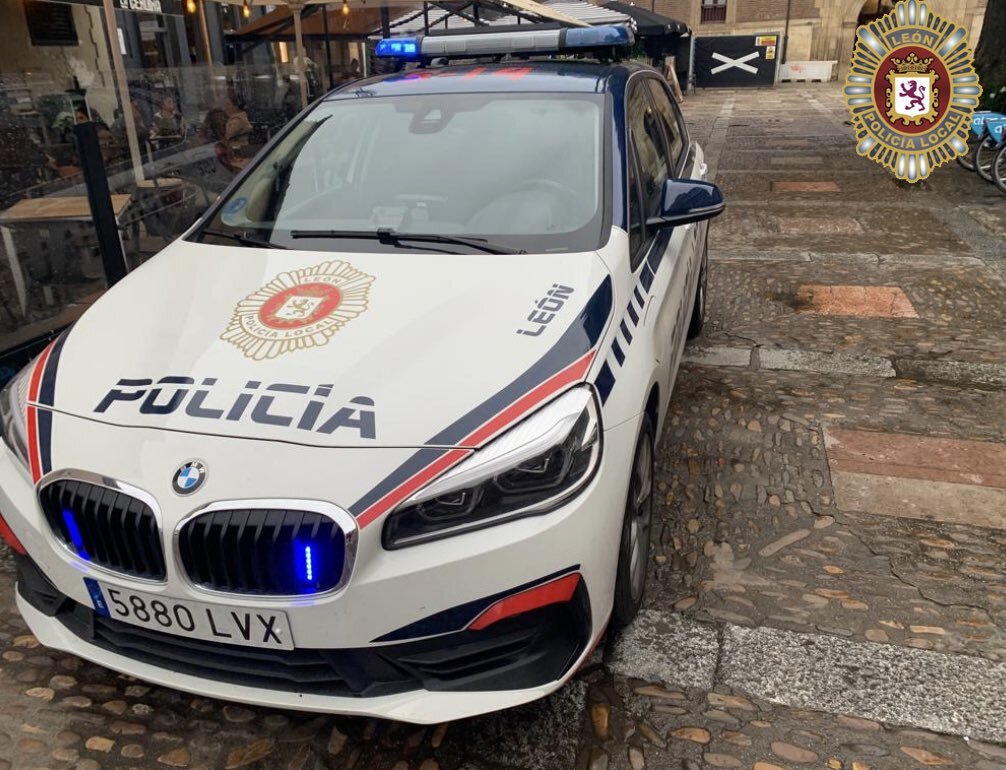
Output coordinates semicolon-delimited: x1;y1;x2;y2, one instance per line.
375;37;422;61
565;25;632;48
373;25;633;61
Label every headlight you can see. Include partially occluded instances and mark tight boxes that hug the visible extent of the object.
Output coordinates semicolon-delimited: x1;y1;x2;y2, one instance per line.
383;386;602;549
0;364;32;472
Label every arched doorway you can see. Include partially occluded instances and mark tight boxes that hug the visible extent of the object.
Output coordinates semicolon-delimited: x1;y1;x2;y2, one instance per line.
837;0;895;78
856;0;895;25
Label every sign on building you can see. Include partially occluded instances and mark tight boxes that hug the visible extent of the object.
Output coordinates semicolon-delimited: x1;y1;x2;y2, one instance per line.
691;34;781;88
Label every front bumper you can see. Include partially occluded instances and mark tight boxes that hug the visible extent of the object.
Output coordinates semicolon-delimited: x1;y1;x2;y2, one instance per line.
17;553;591;720
1;413;638;722
18;593;588;723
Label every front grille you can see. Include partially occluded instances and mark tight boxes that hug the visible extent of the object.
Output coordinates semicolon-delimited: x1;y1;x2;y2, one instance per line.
38;479;165;580
179;508;347;595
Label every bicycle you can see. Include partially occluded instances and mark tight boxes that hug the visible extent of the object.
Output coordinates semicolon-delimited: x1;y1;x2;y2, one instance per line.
958;110;995;171
993;140;1006;194
974;115;1006;183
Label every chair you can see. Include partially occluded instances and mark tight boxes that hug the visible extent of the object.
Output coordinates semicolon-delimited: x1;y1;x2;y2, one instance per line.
120;178;204;266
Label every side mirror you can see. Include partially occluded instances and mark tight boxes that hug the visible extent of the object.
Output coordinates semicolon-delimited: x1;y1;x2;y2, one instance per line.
647;179;725;228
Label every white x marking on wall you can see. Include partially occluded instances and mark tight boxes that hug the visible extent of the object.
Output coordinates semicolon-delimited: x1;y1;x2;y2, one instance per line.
710;51;760;75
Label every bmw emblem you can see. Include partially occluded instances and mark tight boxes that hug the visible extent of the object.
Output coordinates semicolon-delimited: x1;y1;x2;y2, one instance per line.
173;461;207;495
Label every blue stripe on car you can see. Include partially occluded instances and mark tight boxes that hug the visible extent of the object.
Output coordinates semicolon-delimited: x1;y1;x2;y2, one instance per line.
349;277;614;518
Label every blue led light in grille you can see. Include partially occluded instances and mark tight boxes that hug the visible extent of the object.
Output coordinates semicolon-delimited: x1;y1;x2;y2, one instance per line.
62;509;89;560
294;541;319;592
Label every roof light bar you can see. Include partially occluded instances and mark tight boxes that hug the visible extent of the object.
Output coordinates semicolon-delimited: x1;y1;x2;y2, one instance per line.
375;37;421;61
374;25;633;61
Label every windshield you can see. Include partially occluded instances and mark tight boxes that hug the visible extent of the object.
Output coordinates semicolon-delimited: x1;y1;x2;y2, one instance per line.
195;91;607;253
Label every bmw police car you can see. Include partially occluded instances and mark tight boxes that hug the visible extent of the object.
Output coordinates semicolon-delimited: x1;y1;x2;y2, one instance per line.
0;26;723;722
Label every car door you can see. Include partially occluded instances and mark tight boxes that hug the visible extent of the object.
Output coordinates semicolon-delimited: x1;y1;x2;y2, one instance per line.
625;76;697;422
644;78;706;410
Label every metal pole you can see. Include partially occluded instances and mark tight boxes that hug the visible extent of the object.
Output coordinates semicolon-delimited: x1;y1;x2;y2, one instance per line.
100;0;144;184
782;0;792;63
74;122;129;286
198;0;214;64
381;5;391;38
323;4;334;89
291;4;309;107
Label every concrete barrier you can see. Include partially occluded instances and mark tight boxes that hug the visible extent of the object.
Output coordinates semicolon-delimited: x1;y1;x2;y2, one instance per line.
779;61;837;82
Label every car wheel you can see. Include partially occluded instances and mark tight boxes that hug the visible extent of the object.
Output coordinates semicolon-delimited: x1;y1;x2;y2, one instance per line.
686;230;708;340
611;414;655;630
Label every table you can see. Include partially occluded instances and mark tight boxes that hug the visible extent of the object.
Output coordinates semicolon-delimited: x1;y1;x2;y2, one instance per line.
0;194;132;315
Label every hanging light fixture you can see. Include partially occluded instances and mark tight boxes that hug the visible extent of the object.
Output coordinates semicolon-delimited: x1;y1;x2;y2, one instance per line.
185;0;196;13
242;0;252;18
341;0;350;16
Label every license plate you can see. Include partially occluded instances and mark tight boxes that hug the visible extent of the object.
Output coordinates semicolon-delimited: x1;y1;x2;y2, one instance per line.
84;578;294;650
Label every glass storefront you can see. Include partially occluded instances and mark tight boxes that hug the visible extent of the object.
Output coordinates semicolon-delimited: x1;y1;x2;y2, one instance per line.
0;0;376;379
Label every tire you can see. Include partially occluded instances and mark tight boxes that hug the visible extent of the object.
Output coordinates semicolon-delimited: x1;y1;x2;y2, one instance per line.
958;138;980;171
686;228;709;340
976;139;1000;182
994;143;1006;195
611;414;655;630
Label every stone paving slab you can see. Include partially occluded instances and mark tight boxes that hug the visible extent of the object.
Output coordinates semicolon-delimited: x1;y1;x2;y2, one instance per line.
717;150;879;172
718;171;913;202
831;472;1006;531
793;285;918;318
722;624;1006;743
702;259;1006;364
712;203;971;255
824;429;1006;488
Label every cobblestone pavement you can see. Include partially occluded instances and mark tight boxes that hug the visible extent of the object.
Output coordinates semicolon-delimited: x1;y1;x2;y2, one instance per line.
2;83;1006;770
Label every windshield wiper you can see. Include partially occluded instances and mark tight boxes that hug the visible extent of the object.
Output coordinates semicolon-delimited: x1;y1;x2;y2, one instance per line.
289;228;525;255
199;228;287;250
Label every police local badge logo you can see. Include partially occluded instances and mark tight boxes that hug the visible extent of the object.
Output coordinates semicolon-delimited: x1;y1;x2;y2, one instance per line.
844;0;981;182
222;261;374;360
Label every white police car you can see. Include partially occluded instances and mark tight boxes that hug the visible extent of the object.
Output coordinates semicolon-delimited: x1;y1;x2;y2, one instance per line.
0;26;723;722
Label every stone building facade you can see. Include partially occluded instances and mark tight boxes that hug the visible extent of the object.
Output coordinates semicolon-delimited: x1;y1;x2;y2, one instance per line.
654;0;988;76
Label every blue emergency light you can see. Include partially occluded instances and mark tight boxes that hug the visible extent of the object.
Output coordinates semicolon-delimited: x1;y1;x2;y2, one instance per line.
375;37;421;60
62;508;90;560
374;24;633;62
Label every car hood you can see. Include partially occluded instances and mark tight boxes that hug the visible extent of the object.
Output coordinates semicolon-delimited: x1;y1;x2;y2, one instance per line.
39;241;614;449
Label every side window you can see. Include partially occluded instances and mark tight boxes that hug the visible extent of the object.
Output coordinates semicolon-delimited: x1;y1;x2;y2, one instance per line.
627;147;644;262
626;81;670;225
645;79;686;175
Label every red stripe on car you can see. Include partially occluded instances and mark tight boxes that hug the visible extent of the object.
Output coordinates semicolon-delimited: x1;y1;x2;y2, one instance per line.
468;572;581;631
460;350;595;447
355;349;597;529
26;341;55;483
356;448;471;530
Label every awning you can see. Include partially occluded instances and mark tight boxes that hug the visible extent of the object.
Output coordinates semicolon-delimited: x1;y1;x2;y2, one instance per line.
230;4;408;39
601;1;687;36
386;0;624;35
231;0;599;40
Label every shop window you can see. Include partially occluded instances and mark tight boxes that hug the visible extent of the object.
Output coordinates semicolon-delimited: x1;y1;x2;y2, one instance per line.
24;0;79;46
700;0;727;24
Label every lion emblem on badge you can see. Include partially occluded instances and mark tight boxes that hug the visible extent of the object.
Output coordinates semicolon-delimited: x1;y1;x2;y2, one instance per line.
843;0;982;182
885;52;939;126
222;261;374;361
